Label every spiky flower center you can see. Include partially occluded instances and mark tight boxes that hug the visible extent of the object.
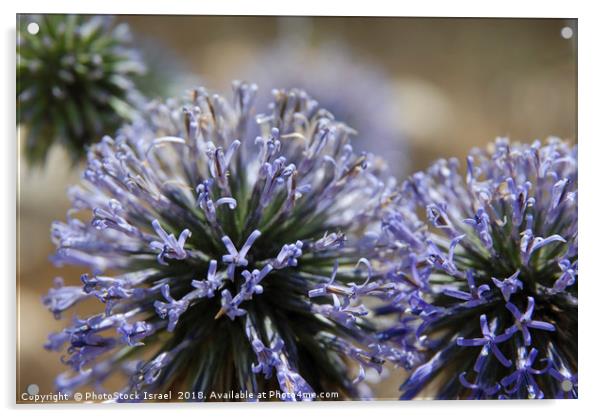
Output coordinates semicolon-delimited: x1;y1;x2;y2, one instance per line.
378;139;577;399
44;83;396;401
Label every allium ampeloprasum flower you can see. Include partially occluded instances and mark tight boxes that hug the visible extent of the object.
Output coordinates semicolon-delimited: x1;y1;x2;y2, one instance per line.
17;14;145;164
375;138;577;399
241;41;408;176
43;82;405;401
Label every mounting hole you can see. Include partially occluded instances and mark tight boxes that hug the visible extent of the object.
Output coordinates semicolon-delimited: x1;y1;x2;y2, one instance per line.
561;379;573;392
560;26;573;40
27;22;40;35
27;383;39;395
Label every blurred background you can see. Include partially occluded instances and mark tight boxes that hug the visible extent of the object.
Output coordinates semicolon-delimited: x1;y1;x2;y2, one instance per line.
17;15;577;400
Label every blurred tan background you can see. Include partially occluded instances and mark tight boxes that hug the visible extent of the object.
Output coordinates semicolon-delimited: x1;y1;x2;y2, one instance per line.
17;16;577;400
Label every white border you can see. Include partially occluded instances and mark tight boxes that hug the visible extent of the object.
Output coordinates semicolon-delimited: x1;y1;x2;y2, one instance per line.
0;0;584;17
3;1;600;417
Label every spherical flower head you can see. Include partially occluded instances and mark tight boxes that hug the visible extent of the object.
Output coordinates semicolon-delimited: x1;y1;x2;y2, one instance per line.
241;41;408;176
17;15;146;164
44;82;396;400
377;138;577;399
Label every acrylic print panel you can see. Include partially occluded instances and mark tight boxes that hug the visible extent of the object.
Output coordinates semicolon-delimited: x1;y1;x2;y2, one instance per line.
16;14;577;403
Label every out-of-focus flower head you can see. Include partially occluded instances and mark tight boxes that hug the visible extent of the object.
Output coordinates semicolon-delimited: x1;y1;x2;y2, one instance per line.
375;138;577;399
17;15;145;164
44;82;404;401
242;40;407;175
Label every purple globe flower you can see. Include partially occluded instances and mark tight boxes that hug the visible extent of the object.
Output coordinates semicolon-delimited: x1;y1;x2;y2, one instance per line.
43;82;398;401
376;138;577;399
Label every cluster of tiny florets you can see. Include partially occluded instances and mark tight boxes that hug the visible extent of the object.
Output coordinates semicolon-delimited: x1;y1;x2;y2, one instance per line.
34;31;578;399
44;82;408;401
374;138;577;399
